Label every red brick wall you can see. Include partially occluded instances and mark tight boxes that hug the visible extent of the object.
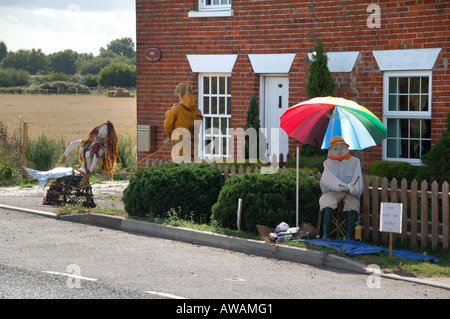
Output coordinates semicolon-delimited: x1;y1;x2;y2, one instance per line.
136;0;449;171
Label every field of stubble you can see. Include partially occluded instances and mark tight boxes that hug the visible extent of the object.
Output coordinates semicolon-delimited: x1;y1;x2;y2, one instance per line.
0;94;136;143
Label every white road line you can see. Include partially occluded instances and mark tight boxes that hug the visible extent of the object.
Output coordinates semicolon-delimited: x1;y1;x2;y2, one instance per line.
145;291;187;299
43;270;98;282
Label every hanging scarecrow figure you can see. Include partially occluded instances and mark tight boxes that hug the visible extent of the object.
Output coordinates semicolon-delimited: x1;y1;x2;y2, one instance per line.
24;121;119;207
319;136;363;240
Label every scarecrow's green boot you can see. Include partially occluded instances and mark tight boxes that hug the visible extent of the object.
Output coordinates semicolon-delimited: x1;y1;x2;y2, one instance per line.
346;210;358;240
322;207;333;239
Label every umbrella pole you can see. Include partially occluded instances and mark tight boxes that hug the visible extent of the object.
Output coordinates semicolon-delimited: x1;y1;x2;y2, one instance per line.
296;146;299;227
330;107;337;141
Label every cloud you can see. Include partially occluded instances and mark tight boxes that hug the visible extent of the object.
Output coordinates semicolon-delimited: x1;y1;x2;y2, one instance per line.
0;0;135;55
0;0;134;12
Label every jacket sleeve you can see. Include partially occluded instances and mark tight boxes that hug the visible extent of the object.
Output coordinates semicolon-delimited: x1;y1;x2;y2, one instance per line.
193;108;203;121
164;107;176;139
350;157;363;197
320;159;347;193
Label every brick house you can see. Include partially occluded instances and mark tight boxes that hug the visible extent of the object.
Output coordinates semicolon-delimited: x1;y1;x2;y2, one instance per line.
135;0;449;171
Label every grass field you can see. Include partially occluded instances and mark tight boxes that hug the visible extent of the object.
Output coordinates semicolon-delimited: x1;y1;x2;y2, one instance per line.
0;94;136;143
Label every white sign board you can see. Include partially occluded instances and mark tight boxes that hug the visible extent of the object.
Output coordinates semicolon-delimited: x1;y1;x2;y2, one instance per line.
379;202;403;233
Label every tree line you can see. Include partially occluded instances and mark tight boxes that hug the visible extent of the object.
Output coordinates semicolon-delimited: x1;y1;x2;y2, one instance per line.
0;38;136;89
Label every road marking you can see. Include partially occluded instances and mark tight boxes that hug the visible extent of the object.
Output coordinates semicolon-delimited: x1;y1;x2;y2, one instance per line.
145;291;187;299
225;277;246;282
44;270;98;282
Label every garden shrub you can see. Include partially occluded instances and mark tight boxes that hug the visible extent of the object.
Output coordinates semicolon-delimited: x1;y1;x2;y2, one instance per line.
368;160;418;183
123;163;224;223
211;170;321;233
27;134;65;171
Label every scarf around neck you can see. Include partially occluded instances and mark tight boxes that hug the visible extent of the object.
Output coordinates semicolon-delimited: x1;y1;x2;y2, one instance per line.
329;153;352;161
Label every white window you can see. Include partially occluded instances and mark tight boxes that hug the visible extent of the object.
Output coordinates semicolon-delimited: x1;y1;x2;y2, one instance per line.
382;71;432;164
200;0;231;11
198;74;232;158
189;0;233;17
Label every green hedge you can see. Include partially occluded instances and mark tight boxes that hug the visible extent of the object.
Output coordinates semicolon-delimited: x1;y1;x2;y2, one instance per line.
368;160;419;183
211;170;320;233
37;81;90;94
123;164;224;223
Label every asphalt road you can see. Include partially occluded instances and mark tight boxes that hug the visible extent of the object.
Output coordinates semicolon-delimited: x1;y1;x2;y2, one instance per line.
1;208;450;301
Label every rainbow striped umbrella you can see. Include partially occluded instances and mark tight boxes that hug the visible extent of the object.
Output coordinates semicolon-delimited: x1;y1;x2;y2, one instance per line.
280;96;387;150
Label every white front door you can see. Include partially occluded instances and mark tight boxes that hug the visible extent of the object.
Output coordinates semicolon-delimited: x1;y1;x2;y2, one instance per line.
263;76;289;161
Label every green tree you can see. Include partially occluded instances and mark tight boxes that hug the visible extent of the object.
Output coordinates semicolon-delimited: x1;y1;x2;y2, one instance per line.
306;39;336;99
0;41;7;62
97;62;136;88
102;37;136;60
47;49;78;74
1;48;48;74
77;56;114;75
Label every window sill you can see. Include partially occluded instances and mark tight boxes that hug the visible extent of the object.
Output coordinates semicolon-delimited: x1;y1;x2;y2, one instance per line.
188;10;234;18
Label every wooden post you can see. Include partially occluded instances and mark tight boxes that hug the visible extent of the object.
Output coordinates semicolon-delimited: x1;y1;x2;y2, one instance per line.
22;121;28;178
431;181;439;250
411;180;418;247
442;182;449;249
237;198;242;231
401;179;408;245
421;180;428;249
371;177;379;241
363;175;370;240
381;178;388;243
389;232;393;259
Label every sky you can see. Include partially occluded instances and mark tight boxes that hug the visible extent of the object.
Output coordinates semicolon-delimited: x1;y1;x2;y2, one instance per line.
0;0;136;55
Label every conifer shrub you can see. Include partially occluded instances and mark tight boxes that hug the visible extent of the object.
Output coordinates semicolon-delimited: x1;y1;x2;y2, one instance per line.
306;39;336;99
415;112;450;184
244;94;266;160
123;164;224;222
211;170;320;233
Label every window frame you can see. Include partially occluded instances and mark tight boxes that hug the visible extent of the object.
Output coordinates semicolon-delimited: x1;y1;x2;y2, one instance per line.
382;70;433;165
198;73;232;160
200;0;231;11
189;0;233;17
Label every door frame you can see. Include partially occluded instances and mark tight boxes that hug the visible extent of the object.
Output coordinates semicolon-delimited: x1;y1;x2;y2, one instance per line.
259;74;289;161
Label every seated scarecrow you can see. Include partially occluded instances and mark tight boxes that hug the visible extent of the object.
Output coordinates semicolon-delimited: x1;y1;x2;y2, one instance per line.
319;136;363;240
24;121;118;207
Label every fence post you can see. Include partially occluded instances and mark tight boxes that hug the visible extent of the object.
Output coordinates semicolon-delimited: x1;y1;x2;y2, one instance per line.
421;180;428;249
371;176;379;241
381;178;388;243
391;178;398;243
401;179;408;245
363;175;370;240
431;181;439;250
411;180;418;247
22;121;28;178
442;182;449;249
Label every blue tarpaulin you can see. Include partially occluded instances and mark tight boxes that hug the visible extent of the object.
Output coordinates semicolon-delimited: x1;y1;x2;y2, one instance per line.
299;239;439;263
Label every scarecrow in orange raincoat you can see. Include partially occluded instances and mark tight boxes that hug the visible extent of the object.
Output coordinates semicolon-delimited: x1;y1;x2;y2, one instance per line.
164;83;203;162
